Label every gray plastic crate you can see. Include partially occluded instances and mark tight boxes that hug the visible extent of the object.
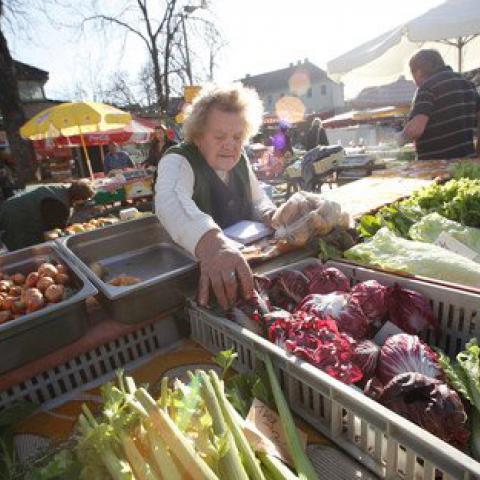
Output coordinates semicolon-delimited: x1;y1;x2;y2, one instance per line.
0;243;97;374
188;258;480;480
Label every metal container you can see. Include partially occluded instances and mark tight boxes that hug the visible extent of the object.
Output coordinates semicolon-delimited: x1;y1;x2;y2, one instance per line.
58;216;198;324
0;243;97;374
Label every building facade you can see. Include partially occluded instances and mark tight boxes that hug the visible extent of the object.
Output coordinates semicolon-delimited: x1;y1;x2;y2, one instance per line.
240;59;345;117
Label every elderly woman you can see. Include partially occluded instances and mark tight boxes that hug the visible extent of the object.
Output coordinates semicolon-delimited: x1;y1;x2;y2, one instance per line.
155;83;276;309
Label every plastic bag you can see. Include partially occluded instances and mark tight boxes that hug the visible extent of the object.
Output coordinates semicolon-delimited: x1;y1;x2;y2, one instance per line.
272;191;352;247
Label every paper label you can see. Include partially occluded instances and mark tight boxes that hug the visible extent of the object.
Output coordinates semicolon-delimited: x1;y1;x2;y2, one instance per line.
374;320;405;345
243;398;307;467
434;232;478;261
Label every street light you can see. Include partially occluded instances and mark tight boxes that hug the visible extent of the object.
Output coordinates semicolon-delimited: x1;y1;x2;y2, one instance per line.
180;1;207;85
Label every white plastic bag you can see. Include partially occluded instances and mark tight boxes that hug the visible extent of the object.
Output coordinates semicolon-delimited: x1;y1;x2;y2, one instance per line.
273;191;352;247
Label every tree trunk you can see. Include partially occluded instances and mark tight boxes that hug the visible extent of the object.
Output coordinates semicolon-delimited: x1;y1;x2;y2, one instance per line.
0;27;36;188
151;44;164;114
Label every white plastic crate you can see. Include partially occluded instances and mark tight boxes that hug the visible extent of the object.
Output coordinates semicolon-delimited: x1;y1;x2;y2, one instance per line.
188;258;480;480
0;315;184;412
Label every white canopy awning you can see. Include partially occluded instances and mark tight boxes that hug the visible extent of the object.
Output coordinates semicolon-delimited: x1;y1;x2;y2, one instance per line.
327;0;480;98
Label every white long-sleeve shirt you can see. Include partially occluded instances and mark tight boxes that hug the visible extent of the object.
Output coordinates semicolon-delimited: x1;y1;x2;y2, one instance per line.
155;153;275;257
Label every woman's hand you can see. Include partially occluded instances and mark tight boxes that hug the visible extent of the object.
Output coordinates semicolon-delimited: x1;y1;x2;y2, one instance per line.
261;208;277;228
195;230;254;310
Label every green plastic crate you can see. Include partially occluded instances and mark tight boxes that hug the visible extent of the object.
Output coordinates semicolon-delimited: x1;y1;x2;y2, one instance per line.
94;187;126;205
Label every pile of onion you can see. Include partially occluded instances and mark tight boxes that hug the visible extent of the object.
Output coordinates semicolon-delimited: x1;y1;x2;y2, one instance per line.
0;262;72;325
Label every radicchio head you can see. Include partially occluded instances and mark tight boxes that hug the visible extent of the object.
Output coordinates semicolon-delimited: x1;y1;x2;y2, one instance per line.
377;333;444;384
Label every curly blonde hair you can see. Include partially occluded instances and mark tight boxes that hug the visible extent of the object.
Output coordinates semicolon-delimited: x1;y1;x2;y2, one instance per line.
183;83;264;144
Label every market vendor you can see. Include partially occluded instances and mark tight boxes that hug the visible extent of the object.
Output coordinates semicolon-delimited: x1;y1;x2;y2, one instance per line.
155;83;276;310
0;180;95;251
145;127;177;169
104;141;135;174
402;49;480;159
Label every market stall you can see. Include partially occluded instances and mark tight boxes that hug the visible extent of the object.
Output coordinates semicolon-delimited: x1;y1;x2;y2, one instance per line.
1;160;480;480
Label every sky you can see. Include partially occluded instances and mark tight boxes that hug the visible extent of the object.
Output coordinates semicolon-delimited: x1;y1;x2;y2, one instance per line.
5;0;446;101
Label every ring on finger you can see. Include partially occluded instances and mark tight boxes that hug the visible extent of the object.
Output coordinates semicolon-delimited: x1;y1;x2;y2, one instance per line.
227;270;236;280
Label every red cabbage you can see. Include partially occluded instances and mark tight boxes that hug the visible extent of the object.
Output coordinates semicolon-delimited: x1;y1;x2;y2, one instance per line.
351;280;389;324
307;267;351;295
231;289;272;333
352;340;380;380
301;263;326;281
269;270;309;308
364;377;384;400
253;274;273;293
268;310;362;384
387;284;438;334
379;373;470;450
377;334;444;384
296;293;369;340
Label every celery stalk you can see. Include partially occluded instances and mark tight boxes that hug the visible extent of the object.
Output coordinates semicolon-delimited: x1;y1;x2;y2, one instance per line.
160;377;169;410
120;432;158;480
198;371;249;480
258;452;299;480
209;370;266;480
135;387;219;480
145;424;183;480
78;413;136;480
265;356;318;480
220;389;299;480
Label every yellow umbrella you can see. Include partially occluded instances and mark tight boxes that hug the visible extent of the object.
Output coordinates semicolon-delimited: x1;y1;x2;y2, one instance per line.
20;102;132;179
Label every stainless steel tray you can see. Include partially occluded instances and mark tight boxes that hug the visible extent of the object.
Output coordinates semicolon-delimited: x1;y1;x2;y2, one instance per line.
0;242;97;374
57;216;198;324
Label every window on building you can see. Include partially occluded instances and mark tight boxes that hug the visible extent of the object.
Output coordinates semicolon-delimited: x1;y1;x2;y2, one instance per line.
18;81;45;101
321;85;327;95
307;88;312;98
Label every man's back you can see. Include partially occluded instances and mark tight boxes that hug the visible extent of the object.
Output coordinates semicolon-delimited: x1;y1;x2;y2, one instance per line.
410;67;480;160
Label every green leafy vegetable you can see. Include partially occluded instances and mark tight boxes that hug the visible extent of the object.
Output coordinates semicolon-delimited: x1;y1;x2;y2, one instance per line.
452;161;480;180
212;349;238;378
436;339;480;461
409;212;480;261
345;227;480;287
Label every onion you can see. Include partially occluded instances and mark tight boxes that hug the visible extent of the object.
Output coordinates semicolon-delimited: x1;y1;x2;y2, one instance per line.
12;300;26;314
25;272;40;287
3;296;17;311
45;284;65;303
37;276;55;293
25;289;45;312
55;264;68;275
55;273;70;285
38;263;58;278
8;286;22;297
0;280;12;293
12;273;25;286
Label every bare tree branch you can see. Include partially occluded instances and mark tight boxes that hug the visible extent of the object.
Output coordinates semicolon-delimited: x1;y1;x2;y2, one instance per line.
82;14;152;52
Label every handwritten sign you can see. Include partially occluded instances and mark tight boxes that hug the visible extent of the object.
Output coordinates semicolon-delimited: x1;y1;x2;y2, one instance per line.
434;232;478;261
243;398;307;467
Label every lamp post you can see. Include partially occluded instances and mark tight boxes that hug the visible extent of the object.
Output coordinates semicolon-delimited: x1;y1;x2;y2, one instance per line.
180;1;207;85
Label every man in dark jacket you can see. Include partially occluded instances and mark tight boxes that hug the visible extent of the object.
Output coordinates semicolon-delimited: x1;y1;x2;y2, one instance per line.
403;49;480;159
305;117;329;150
0;180;94;251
